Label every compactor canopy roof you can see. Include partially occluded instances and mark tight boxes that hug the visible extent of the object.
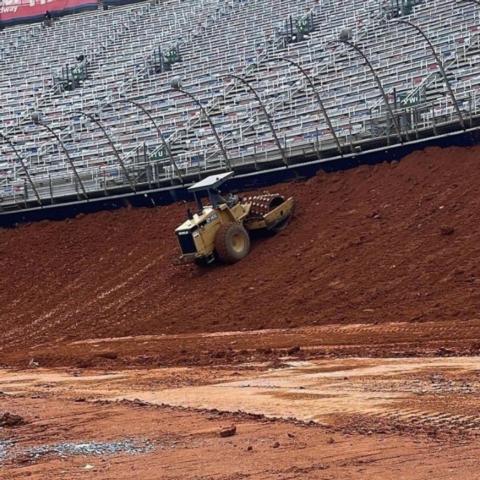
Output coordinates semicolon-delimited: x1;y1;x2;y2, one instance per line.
188;172;234;193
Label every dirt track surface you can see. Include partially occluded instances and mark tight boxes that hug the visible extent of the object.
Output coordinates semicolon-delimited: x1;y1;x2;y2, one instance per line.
1;145;480;366
1;357;480;479
2;145;480;479
3;396;478;480
1;318;479;370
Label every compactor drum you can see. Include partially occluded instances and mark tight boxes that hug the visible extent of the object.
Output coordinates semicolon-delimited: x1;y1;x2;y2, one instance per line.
175;172;294;265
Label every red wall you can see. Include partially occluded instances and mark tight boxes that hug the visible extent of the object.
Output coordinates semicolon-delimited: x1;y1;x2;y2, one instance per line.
1;0;97;25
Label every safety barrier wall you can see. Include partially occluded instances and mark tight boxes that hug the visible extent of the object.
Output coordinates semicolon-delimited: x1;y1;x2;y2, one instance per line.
1;123;479;227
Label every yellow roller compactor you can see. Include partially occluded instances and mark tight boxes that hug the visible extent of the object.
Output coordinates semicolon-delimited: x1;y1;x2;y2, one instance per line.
175;172;294;265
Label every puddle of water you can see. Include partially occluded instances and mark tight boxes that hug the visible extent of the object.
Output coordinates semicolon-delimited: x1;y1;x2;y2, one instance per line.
25;439;154;460
0;440;13;462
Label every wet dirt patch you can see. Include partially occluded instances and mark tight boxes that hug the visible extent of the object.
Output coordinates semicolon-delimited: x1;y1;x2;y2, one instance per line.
4;438;155;465
24;439;154;460
0;439;12;461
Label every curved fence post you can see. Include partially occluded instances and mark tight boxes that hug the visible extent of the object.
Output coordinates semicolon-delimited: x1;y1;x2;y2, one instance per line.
171;78;231;171
269;57;343;156
111;97;183;182
31;113;88;200
73;110;136;192
0;132;43;206
228;73;289;166
391;19;465;130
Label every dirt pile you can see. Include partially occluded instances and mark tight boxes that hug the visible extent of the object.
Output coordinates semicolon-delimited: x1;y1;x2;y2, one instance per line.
1;145;480;355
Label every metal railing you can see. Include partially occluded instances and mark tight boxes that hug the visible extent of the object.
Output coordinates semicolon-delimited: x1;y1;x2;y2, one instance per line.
2;89;479;211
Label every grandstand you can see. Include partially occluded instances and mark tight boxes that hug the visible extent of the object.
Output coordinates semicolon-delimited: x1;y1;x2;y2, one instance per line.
1;0;480;212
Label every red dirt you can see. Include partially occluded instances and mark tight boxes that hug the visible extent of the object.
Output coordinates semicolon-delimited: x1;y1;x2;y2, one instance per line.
4;396;479;480
1;145;480;365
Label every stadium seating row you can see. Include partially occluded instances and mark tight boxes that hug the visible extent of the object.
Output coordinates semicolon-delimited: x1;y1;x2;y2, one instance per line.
0;0;479;205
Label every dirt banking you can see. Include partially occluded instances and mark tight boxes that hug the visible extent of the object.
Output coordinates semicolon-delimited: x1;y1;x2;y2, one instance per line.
1;145;480;355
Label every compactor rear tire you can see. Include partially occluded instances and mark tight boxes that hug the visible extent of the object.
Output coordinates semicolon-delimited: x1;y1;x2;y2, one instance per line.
215;223;250;264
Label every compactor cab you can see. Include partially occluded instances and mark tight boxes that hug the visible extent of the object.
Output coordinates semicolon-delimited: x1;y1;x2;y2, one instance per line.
175;172;294;265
